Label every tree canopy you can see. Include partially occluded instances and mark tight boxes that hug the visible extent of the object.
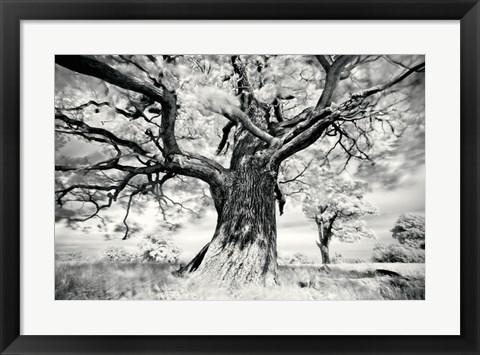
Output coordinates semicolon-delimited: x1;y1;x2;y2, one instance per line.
391;213;425;249
302;169;377;244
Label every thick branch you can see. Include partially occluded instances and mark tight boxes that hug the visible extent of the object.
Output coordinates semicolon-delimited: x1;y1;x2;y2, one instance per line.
56;150;226;188
221;107;276;145
118;55;159;85
56;55;165;101
272;98;284;122
315;55;331;72
56;55;225;186
270;110;340;167
271;58;423;166
316;55;356;110
55;55;181;155
281;108;332;143
55;112;150;157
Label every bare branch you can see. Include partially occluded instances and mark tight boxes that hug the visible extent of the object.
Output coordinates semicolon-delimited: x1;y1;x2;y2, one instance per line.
55;112;151;157
272;98;284;122
352;62;425;99
315;55;331;72
279;160;312;185
122;190;139;240
60;100;110;111
121;172;177;239
382;55;417;71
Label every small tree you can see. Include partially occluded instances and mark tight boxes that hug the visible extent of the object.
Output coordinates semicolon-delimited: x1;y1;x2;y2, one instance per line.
303;172;376;264
391;213;425;249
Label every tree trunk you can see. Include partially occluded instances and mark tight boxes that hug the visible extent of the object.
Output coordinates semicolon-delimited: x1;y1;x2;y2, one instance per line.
316;222;331;264
183;61;280;288
320;244;330;264
185;161;278;288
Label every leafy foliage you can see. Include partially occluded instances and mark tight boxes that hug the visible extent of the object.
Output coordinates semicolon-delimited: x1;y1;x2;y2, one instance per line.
372;242;425;263
302;169;377;243
138;235;181;263
102;246;136;262
391;213;425;248
371;213;425;263
101;235;181;263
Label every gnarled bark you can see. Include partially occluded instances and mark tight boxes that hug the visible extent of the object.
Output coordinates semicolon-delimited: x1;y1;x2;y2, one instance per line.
319;244;331;264
188;156;278;287
316;220;332;264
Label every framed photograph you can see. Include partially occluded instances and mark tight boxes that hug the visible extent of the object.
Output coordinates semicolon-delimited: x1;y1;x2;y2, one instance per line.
1;0;479;354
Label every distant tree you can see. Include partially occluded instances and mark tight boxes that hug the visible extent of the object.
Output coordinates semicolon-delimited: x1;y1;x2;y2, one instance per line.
302;171;376;264
391;213;425;249
372;242;425;263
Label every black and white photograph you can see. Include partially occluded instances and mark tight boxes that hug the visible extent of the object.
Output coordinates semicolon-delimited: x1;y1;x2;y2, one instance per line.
54;54;425;301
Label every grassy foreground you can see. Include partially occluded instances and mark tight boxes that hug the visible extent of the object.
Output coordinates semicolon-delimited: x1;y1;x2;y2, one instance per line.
55;262;425;301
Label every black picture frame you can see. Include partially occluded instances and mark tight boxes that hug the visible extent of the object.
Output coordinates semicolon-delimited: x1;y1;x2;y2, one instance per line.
1;1;479;354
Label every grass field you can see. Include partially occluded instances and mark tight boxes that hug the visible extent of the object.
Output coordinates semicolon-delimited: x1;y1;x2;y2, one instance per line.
55;261;425;300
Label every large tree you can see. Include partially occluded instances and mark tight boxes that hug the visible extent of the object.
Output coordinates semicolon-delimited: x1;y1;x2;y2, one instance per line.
55;54;425;287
